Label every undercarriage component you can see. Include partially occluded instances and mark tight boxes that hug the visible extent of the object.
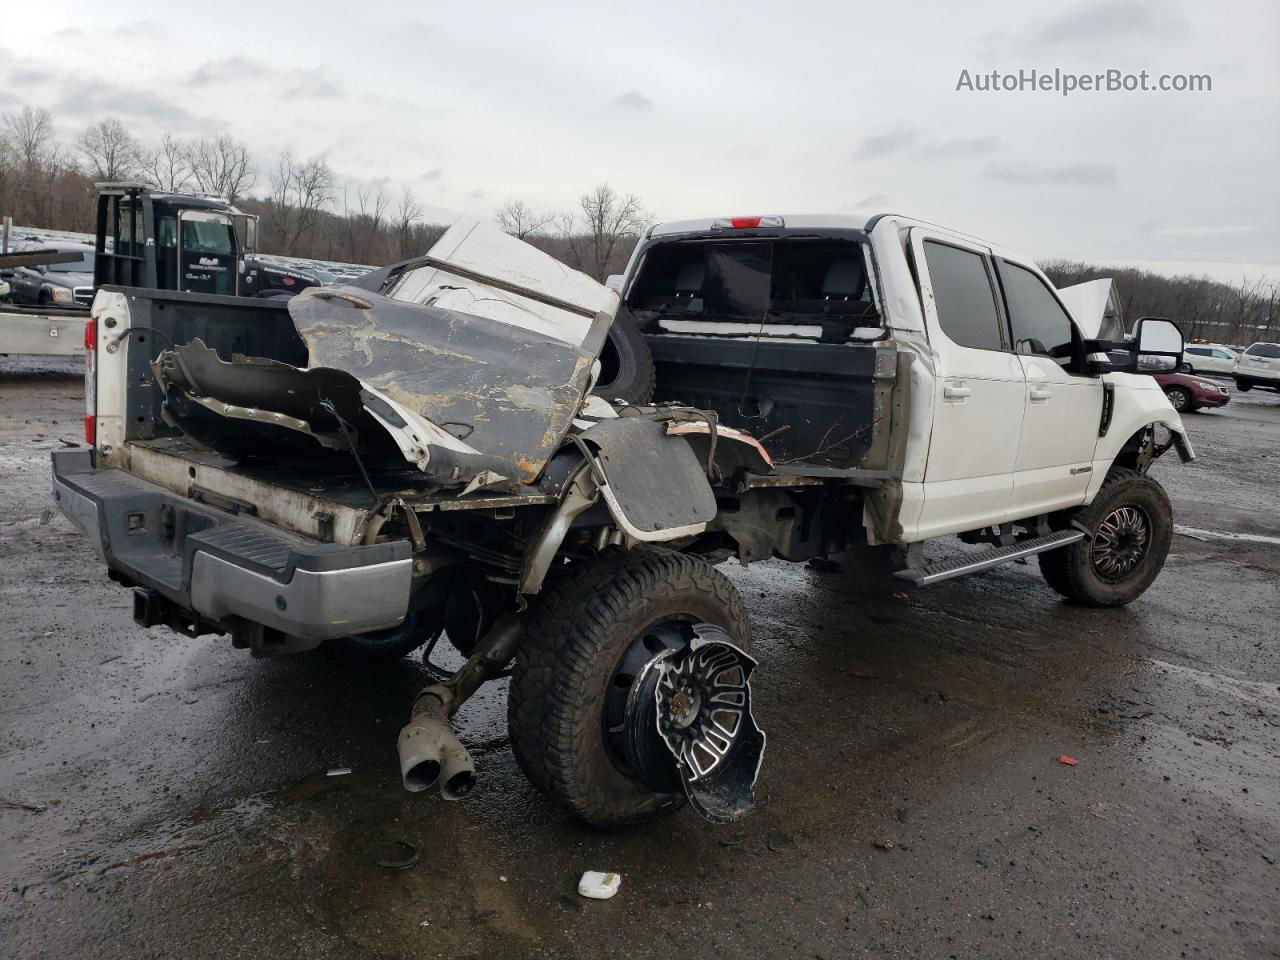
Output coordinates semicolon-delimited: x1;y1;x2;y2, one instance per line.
395;613;523;799
619;623;765;823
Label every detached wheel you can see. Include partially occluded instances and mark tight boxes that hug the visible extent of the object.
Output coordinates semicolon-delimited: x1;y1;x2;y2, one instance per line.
591;308;655;404
1038;468;1173;607
508;546;752;827
1164;386;1192;412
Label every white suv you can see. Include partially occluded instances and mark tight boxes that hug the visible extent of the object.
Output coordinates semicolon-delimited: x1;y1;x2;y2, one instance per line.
1233;342;1280;392
1183;343;1238;375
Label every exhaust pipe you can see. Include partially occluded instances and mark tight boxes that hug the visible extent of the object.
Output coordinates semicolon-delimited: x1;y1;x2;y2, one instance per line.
395;613;524;802
396;691;477;800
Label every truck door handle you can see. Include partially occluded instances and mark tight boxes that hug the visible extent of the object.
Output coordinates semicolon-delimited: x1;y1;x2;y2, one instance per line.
943;383;971;400
1029;386;1053;402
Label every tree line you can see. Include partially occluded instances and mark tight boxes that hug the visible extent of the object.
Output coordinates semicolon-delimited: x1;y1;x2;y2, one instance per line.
0;106;645;277
1;104;1275;342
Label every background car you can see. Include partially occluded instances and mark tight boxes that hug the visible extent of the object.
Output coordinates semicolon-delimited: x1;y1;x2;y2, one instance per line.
5;241;96;309
1182;343;1238;375
1233;342;1280;392
1154;369;1230;412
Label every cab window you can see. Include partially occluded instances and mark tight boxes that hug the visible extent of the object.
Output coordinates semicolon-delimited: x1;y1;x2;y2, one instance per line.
181;219;234;255
158;217;177;249
997;261;1075;363
922;240;1005;351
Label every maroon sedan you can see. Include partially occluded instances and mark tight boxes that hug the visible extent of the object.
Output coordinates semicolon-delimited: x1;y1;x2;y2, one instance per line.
1155;370;1231;412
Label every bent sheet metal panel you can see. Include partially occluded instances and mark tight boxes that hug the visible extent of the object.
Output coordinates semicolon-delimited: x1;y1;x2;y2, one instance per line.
580;417;717;536
288;218;618;486
289;290;613;486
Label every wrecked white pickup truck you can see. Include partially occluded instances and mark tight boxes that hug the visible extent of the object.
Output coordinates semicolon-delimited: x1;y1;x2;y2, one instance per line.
52;212;1192;828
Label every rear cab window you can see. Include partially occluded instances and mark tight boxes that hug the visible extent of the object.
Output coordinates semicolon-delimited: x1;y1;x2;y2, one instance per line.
625;235;882;343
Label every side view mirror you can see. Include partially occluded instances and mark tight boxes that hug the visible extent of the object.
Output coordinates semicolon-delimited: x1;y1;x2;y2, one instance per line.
604;274;624;293
1132;317;1184;373
1111;317;1184;373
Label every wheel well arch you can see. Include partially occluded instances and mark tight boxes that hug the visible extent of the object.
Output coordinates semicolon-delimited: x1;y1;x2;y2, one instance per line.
1109;421;1189;474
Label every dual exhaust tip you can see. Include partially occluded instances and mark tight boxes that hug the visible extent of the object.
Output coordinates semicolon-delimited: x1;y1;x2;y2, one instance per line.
396;696;477;801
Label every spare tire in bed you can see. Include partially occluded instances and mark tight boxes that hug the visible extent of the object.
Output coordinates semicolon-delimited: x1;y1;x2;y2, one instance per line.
591;308;655;404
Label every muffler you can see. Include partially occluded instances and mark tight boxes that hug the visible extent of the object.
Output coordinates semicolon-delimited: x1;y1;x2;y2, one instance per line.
396;690;477;800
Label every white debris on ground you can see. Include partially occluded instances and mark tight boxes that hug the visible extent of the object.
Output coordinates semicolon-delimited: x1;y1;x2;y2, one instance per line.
577;871;621;900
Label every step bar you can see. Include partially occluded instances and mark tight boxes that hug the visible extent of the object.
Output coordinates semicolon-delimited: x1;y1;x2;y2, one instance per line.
893;530;1087;587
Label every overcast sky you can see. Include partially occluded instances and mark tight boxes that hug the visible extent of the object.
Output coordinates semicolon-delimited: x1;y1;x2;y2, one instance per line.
2;0;1277;282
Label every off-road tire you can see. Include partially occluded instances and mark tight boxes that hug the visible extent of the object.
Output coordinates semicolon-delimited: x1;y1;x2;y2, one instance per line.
508;546;750;828
591;308;656;405
1038;467;1173;607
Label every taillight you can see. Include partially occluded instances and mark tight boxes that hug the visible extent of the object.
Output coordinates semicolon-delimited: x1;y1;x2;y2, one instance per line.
84;318;96;446
731;216;762;228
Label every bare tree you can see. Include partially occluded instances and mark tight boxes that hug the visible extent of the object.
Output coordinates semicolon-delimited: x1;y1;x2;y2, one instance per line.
77;117;144;182
393;187;423;259
2;106;64;224
186;134;255;202
145;132;192;192
496;198;554;240
3;105;57;171
559;183;647;280
266;151;334;256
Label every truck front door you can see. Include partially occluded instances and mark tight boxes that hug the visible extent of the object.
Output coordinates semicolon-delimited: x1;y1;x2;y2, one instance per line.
910;229;1025;538
175;211;237;296
995;258;1103;516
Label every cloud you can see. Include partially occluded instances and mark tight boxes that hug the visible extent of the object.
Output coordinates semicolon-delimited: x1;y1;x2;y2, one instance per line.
468;188;487;200
919;135;1002;158
856;127;917;159
612;90;654;110
186;57;344;99
1136;221;1255;239
420;168;444;181
54;78;194;126
984;161;1117;185
853;193;890;207
1029;1;1183;47
187;56;274;87
51;27;82;39
10;68;54;87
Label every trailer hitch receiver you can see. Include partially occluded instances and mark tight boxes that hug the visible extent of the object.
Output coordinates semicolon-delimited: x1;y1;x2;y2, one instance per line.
623;625;766;823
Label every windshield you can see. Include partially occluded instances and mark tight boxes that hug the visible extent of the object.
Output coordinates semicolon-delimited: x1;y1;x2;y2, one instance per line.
48;252;94;273
1245;343;1280;358
181;219;235;255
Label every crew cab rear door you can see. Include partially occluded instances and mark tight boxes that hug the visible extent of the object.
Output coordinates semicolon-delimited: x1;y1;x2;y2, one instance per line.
909;228;1024;537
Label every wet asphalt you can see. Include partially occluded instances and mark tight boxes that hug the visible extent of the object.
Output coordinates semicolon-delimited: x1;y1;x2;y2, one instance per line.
1;357;1277;959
